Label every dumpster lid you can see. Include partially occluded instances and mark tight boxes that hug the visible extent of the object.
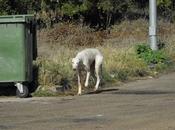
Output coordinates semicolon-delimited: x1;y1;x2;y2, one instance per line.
0;15;34;23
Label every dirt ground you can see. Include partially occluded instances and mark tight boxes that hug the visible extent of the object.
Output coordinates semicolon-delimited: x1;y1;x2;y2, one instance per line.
0;72;175;130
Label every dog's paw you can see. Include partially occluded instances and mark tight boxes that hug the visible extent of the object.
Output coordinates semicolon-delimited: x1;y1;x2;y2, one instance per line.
77;92;82;95
93;88;98;92
84;84;88;87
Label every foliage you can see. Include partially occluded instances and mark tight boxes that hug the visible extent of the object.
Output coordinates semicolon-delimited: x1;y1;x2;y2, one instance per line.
0;0;34;14
1;0;175;28
157;0;173;20
61;3;79;17
157;0;172;7
136;44;168;64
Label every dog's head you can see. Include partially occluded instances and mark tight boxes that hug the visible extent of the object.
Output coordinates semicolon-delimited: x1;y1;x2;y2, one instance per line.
72;58;80;71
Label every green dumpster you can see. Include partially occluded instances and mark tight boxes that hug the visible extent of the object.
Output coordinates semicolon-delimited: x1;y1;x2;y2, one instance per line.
0;15;37;98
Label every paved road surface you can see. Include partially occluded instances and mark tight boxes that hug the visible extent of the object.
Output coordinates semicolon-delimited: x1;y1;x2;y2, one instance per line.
0;73;175;130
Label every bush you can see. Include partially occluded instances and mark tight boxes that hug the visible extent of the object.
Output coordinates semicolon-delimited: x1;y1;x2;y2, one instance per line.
136;44;168;65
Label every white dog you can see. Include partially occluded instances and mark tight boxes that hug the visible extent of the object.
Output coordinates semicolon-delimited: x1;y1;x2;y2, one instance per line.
72;48;103;95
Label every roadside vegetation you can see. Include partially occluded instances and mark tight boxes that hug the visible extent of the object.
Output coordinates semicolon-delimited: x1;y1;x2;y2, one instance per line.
33;19;175;96
0;0;175;96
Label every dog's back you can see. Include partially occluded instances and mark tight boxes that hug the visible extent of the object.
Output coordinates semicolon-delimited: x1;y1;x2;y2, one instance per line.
77;48;102;60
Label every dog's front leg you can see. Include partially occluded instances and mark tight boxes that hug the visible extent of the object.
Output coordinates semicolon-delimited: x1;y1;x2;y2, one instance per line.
85;71;90;87
77;72;82;95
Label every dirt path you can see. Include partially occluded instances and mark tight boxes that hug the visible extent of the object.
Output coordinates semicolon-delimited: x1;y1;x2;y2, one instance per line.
0;73;175;130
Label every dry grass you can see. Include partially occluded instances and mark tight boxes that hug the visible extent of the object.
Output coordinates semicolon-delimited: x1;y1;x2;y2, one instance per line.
45;23;108;47
110;19;148;44
157;20;175;61
35;45;149;94
34;19;175;95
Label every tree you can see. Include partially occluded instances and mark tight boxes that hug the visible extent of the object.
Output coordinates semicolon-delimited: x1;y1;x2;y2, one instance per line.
0;0;175;28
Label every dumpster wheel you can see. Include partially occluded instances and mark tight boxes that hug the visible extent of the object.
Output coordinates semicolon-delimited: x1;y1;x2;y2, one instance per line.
15;83;29;98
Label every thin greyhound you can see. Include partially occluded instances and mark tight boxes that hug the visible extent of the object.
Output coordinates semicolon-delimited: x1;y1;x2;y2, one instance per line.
72;48;103;95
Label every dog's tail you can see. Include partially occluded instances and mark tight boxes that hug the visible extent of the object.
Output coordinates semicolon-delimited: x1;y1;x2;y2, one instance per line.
100;64;103;76
100;64;103;81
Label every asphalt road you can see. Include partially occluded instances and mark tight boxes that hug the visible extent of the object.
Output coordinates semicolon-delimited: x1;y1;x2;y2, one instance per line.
1;73;175;130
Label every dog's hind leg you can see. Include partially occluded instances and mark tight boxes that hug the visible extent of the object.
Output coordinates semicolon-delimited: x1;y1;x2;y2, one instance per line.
94;69;100;91
94;56;103;91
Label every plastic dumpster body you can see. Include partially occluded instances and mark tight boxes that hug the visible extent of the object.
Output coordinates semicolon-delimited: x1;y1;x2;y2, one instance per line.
0;15;37;97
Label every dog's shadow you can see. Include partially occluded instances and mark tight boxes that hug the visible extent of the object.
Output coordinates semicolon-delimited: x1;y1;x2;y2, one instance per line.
86;88;119;94
85;88;175;95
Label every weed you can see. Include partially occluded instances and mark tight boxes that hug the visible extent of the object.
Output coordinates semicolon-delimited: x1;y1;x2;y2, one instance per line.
136;44;168;64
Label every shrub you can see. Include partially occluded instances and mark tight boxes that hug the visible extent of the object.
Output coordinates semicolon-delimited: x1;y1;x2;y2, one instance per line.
136;44;168;65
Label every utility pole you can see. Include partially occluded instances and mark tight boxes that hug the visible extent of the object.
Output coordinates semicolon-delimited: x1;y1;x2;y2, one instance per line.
149;0;158;50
